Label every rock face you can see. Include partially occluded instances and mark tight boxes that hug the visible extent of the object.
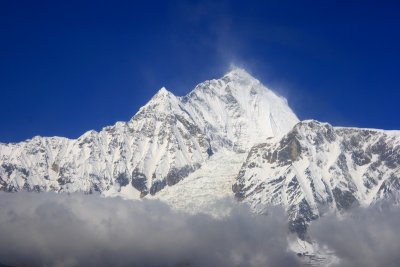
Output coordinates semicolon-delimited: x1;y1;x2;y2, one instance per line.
0;68;299;197
233;120;400;239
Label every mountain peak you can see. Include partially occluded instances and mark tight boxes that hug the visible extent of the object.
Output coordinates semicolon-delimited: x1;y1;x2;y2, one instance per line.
224;66;256;82
149;87;176;103
133;87;178;117
155;86;171;97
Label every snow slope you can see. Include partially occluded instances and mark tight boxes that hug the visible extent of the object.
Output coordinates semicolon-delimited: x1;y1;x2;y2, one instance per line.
0;67;299;198
233;120;400;239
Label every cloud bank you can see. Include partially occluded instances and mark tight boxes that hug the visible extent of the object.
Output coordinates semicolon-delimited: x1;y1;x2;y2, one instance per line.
310;202;400;267
0;193;299;267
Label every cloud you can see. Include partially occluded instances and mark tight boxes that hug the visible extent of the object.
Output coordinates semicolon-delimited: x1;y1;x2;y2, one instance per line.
309;202;400;267
0;193;300;267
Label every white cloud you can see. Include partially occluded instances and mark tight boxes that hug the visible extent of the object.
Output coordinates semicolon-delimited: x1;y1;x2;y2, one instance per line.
0;192;300;267
310;201;400;267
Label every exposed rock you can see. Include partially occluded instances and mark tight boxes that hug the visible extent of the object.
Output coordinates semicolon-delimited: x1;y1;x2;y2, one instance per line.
131;169;148;195
116;173;129;187
332;187;359;210
234;120;400;237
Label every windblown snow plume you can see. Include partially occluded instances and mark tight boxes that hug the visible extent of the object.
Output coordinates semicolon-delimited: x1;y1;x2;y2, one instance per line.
0;193;300;267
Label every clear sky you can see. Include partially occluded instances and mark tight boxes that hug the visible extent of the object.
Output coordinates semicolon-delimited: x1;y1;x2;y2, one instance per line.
1;1;399;142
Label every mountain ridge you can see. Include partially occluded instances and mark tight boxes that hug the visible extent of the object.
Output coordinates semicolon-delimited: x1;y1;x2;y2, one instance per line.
0;68;299;196
1;69;399;256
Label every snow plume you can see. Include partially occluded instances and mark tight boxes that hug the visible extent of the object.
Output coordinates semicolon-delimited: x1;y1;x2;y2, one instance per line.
310;201;400;267
0;193;300;267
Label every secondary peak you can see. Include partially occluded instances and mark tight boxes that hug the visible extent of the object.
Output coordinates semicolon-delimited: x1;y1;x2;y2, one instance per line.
155;87;171;96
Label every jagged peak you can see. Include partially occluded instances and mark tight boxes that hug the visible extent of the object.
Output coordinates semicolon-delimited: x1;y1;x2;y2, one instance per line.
154;86;173;97
223;66;259;83
147;87;177;104
157;86;169;94
188;67;261;98
133;87;179;118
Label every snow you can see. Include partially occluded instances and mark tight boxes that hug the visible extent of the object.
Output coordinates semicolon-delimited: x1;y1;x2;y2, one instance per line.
0;67;399;266
236;119;400;219
0;67;299;196
182;67;299;150
149;149;247;216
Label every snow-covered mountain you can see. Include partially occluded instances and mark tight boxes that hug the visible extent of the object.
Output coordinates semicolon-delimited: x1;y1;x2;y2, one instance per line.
1;67;400;247
233;120;400;239
0;68;298;199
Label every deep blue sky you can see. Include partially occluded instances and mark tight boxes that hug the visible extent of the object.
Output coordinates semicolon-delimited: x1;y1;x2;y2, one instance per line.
1;1;399;142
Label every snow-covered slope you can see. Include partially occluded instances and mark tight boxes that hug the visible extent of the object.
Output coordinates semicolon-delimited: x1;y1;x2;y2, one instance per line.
0;67;299;198
181;68;298;151
233;120;400;239
1;68;400;264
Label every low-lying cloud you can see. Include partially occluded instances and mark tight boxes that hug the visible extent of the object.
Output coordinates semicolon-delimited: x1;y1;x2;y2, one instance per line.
309;202;400;267
0;193;300;267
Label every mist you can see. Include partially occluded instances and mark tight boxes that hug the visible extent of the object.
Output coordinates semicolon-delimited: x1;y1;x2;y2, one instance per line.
309;201;400;267
0;193;299;267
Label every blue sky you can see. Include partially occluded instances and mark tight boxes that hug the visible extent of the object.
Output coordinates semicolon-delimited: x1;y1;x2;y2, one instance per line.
1;1;399;142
